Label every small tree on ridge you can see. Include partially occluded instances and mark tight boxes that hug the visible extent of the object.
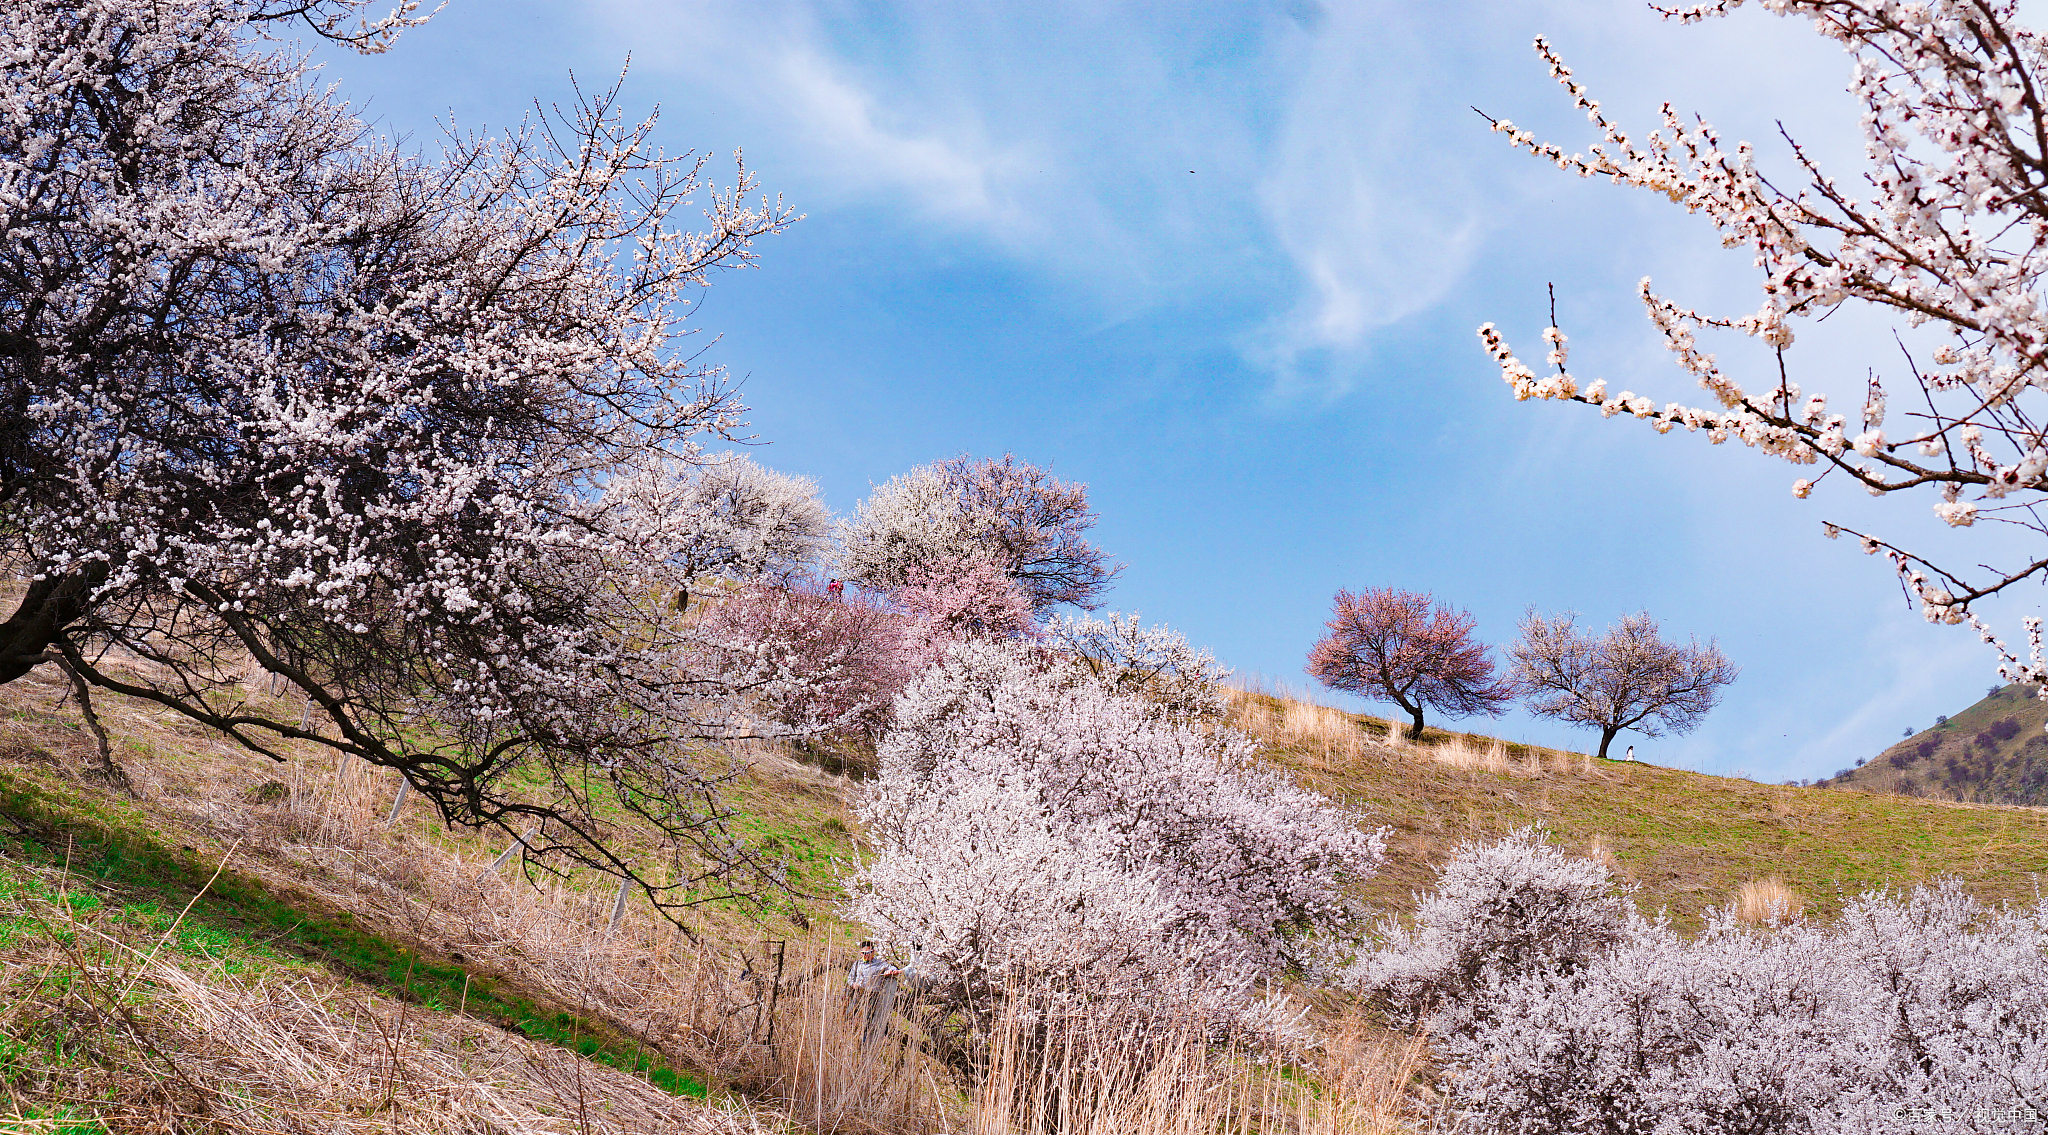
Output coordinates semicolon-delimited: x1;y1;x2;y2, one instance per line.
1507;610;1738;760
1307;587;1511;740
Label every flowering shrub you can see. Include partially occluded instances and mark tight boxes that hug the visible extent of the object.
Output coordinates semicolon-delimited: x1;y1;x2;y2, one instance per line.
853;642;1384;1056
1043;611;1232;722
1354;827;1638;1028
1367;832;2048;1135
1477;1;2048;693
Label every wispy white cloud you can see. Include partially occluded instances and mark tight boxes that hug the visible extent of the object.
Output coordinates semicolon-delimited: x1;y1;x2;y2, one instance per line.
588;0;1890;401
1245;2;1491;399
760;43;1022;226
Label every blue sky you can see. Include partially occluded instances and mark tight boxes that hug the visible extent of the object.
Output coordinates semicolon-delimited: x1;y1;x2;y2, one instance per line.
310;0;2024;781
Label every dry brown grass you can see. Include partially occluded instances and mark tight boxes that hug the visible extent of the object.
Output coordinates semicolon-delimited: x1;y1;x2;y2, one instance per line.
0;864;768;1135
962;1004;1424;1135
1731;876;1806;925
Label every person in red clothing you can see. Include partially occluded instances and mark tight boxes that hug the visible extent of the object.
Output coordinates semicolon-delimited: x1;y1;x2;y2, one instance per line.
827;579;844;599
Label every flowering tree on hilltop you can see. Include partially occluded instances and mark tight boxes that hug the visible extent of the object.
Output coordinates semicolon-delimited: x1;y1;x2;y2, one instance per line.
1477;0;2048;694
1307;587;1511;740
1507;610;1737;761
0;0;811;913
837;455;1122;612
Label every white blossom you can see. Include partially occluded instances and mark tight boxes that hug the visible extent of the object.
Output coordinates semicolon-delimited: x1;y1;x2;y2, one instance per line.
852;641;1383;1042
1476;4;2048;693
1380;833;2048;1135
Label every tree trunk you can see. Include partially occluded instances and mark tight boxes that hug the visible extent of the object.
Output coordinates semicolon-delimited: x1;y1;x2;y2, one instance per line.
1597;726;1620;760
0;568;104;684
1404;703;1426;741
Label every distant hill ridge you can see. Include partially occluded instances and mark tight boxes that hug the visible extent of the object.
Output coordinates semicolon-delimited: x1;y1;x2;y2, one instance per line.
1822;684;2048;806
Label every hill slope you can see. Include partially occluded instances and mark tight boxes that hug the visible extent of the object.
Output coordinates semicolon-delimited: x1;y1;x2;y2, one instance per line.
3;662;2047;1129
1228;691;2048;931
1824;683;2048;805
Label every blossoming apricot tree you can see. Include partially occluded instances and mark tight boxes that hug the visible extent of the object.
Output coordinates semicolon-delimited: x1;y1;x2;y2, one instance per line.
837;455;1121;612
1478;0;2048;694
1307;587;1512;740
1507;610;1738;760
853;641;1383;1064
0;0;808;913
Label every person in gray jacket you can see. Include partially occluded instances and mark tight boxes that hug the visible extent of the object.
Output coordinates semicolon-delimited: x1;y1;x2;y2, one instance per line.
847;940;900;991
847;941;903;1044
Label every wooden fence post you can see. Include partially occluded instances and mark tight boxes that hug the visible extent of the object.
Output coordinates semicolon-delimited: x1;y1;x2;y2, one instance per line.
607;875;632;934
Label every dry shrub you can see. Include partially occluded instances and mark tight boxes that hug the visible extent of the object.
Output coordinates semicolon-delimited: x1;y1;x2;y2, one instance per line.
1224;686;1376;764
963;1003;1424;1135
1425;735;1523;778
716;942;1424;1135
1732;877;1805;925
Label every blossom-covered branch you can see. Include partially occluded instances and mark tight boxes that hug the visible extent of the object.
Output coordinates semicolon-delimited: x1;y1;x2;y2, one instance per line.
1477;1;2048;688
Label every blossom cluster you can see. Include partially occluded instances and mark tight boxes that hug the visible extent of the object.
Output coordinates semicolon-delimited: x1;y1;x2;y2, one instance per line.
852;641;1384;1042
1365;832;2048;1135
1042;610;1234;721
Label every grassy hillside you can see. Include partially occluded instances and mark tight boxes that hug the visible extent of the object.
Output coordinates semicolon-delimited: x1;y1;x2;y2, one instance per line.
1822;682;2048;805
4;654;2047;1130
1227;691;2048;932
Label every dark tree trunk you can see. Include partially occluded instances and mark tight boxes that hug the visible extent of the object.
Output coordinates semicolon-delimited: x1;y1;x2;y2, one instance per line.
0;568;103;684
1597;726;1620;760
1404;703;1426;741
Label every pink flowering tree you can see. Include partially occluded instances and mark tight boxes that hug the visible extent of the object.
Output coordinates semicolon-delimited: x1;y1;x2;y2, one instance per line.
854;641;1384;1072
893;557;1039;669
699;581;915;760
0;0;812;914
1477;1;2048;693
1307;587;1512;740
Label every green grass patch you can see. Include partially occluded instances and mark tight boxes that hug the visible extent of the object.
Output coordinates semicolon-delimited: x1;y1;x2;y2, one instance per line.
0;771;710;1101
